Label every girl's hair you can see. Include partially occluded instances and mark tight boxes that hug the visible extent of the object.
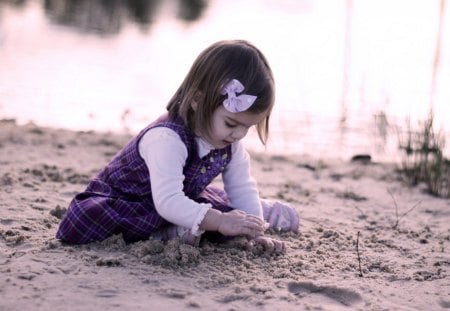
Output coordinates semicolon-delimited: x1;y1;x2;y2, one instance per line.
166;40;275;145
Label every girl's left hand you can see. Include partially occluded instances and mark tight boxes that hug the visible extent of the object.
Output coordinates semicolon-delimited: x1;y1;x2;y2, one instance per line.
249;236;286;254
262;200;300;233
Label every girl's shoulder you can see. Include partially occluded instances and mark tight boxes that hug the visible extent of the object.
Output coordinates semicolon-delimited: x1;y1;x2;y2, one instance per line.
138;114;196;153
144;126;181;141
138;114;187;138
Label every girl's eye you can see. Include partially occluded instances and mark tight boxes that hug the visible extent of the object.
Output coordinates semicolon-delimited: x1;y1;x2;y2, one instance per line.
225;121;237;128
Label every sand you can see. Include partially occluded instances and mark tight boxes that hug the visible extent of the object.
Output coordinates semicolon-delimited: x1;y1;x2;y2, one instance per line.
0;119;449;311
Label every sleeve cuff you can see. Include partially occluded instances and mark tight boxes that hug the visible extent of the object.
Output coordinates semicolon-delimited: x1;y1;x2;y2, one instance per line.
190;203;211;236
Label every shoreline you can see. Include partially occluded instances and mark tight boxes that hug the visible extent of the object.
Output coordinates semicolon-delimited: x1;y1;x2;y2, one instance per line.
0;120;449;310
0;117;412;163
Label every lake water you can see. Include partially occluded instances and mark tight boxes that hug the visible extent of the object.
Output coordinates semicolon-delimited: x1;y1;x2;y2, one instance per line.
1;0;449;162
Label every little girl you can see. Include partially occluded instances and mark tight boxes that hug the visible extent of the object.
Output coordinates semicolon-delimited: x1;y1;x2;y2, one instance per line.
56;40;299;253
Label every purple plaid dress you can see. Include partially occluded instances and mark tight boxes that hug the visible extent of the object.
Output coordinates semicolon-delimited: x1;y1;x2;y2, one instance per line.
56;114;233;244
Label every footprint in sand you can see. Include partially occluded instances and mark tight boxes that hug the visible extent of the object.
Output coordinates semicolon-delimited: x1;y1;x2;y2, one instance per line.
95;289;119;298
440;299;450;309
0;218;15;225
287;281;362;306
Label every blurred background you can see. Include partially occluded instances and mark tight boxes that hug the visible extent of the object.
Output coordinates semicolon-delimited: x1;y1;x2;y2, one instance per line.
0;0;449;161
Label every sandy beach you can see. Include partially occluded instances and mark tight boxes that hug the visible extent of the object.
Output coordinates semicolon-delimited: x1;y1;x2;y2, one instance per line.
0;119;449;311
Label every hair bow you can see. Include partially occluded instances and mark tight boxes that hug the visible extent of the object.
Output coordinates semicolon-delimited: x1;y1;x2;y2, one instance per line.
220;79;257;113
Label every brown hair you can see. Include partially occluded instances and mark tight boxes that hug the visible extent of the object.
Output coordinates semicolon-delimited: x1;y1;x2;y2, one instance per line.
166;40;275;145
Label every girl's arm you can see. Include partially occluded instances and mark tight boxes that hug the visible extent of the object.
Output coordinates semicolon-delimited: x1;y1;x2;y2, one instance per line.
139;127;211;235
223;143;299;235
222;141;263;218
139;128;267;239
140;128;266;239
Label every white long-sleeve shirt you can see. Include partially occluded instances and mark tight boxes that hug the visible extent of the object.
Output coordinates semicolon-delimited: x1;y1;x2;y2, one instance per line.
138;127;262;236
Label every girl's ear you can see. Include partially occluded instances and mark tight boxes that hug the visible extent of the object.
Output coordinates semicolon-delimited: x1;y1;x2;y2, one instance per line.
191;100;198;111
191;91;202;111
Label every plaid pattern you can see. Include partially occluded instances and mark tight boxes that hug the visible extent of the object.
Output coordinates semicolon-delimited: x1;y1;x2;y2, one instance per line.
56;114;232;244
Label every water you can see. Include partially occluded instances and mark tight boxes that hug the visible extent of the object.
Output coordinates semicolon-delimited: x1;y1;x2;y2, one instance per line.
1;0;449;162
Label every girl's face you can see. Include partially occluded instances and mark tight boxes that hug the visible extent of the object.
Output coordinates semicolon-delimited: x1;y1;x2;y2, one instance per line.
202;105;267;149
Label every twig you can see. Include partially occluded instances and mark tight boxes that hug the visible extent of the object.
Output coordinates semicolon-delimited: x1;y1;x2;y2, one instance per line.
387;189;421;229
354;205;367;219
387;189;399;228
356;231;363;277
398;201;421;224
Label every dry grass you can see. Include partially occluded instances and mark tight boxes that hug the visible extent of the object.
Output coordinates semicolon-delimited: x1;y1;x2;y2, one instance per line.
398;114;450;198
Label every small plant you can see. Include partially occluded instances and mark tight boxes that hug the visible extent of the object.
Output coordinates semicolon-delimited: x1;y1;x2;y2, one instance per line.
398;113;450;198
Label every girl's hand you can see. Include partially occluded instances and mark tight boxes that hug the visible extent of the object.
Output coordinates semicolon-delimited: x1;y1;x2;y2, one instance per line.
216;210;266;238
249;236;286;254
262;200;300;233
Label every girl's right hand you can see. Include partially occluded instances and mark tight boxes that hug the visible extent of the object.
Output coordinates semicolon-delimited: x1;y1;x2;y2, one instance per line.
216;210;266;238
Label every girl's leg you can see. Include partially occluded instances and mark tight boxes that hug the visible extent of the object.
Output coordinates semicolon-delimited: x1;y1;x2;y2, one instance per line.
195;186;234;243
56;193;121;244
150;225;201;246
196;185;234;213
56;193;166;244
